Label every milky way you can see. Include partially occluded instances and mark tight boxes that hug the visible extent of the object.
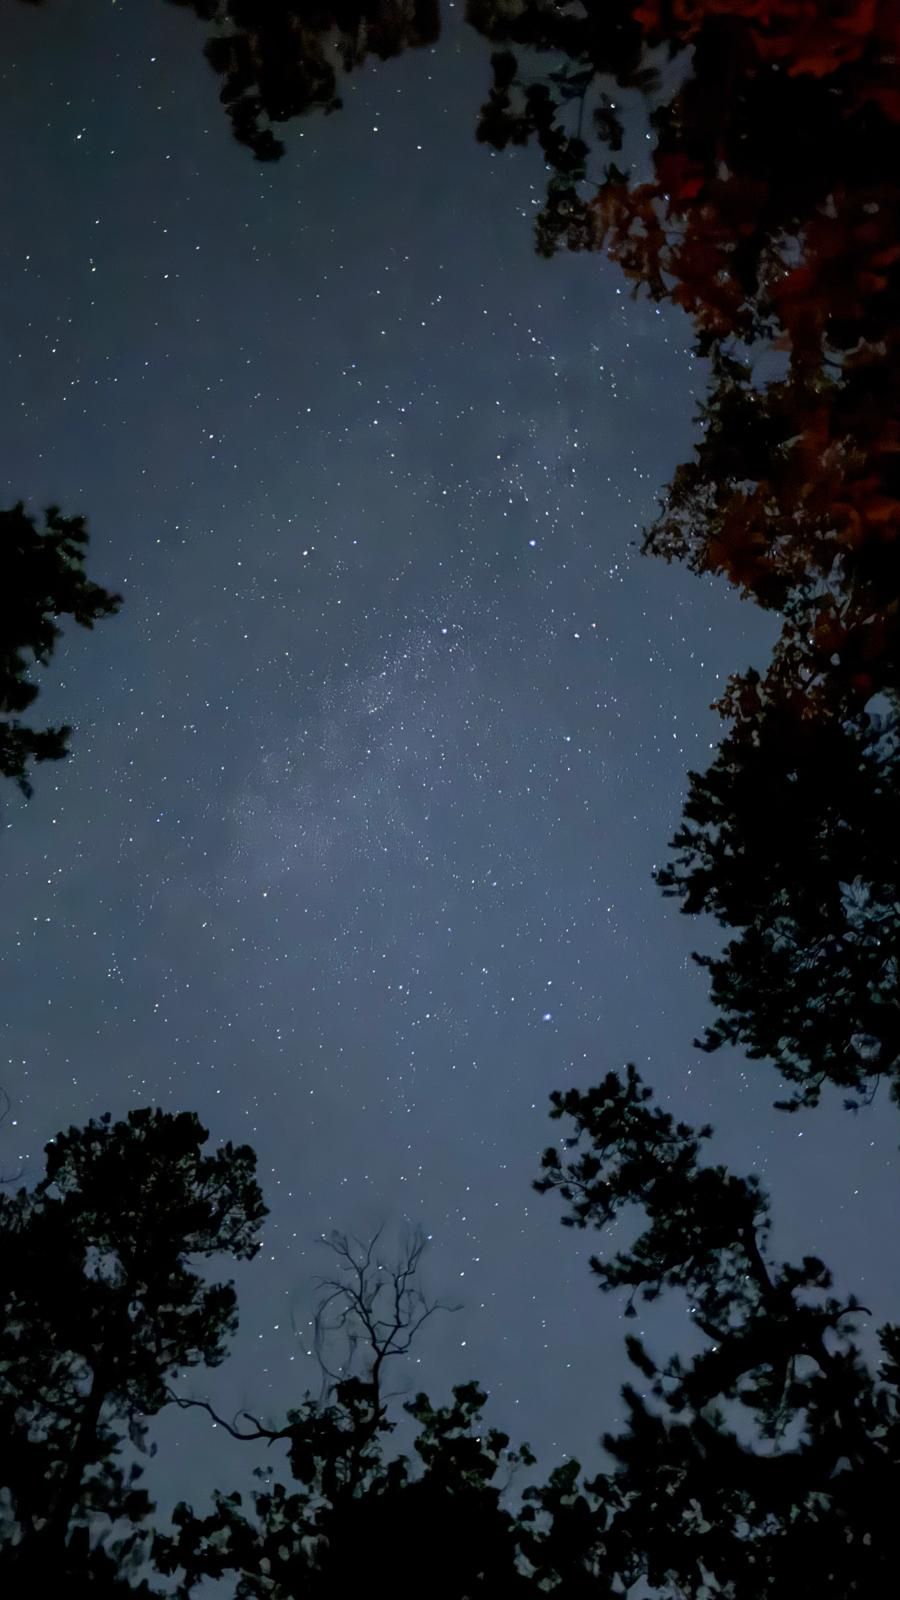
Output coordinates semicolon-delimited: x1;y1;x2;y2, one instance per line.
1;2;897;1511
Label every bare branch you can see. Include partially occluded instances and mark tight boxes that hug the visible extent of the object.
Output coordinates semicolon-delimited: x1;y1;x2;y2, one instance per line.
307;1225;460;1409
166;1389;316;1450
166;1390;282;1442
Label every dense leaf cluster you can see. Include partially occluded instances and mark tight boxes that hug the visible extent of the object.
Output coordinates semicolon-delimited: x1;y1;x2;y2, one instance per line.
658;681;900;1106
169;1;441;159
0;502;120;797
1;1109;266;1588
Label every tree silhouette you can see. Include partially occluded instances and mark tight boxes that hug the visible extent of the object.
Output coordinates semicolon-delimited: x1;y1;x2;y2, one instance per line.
25;2;887;712
169;0;441;160
0;1089;894;1594
155;1076;900;1596
159;1378;535;1597
657;676;900;1109
532;1064;900;1597
158;1228;530;1597
0;1106;266;1588
153;5;899;708
642;340;900;711
469;3;900;1122
169;1225;460;1487
8;2;899;1580
1;501;121;798
470;1;900;707
309;1225;459;1396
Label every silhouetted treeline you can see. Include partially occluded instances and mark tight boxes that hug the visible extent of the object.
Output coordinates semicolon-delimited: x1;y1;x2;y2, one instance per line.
4;7;898;1587
2;1081;897;1594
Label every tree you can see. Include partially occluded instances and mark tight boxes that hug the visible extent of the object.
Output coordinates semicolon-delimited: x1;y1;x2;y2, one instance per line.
158;1228;533;1598
157;1074;900;1597
464;3;900;1120
656;677;900;1109
309;1223;460;1398
26;3;891;710
159;4;899;707
169;0;441;160
3;1087;896;1596
470;0;900;707
1;501;121;797
531;1064;900;1597
159;1379;535;1598
0;1106;266;1587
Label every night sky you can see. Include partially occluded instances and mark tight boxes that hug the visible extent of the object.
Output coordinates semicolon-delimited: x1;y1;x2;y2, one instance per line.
2;0;897;1514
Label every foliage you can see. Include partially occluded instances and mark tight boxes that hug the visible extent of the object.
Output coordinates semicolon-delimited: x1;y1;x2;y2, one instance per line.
533;1064;900;1596
158;1228;532;1597
469;0;900;706
158;4;900;703
0;501;121;797
0;1107;266;1587
154;9;899;1120
8;1;899;1587
146;1072;900;1596
1;1082;895;1596
169;0;441;159
657;678;900;1107
465;2;900;1116
157;1378;535;1598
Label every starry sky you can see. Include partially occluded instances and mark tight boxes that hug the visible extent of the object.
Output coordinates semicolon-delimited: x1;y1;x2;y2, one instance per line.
2;0;897;1513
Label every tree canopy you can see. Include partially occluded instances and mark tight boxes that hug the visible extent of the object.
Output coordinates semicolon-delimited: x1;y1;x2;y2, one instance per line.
4;1080;894;1595
5;3;898;1585
467;0;900;1118
469;1;900;707
0;1106;266;1588
657;677;900;1108
531;1065;899;1596
9;2;892;1110
154;1;900;1118
0;501;120;797
159;1377;535;1597
166;0;900;704
169;0;441;159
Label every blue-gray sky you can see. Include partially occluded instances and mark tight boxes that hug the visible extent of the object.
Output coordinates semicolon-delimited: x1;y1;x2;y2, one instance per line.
1;0;896;1515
